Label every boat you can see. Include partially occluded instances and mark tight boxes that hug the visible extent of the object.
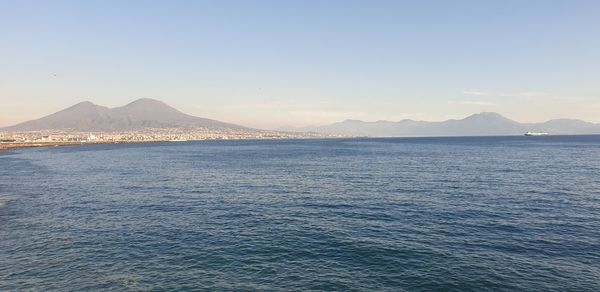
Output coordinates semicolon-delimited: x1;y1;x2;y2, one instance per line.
168;138;188;142
524;132;549;136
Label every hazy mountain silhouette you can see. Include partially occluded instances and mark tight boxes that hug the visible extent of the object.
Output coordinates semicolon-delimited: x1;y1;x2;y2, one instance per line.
5;102;600;136
3;98;247;131
293;112;600;136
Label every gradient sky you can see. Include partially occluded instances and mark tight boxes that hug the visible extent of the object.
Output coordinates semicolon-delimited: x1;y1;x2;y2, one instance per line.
1;0;599;129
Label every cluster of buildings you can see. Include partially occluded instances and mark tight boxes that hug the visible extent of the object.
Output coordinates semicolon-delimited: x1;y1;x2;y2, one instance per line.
0;127;334;147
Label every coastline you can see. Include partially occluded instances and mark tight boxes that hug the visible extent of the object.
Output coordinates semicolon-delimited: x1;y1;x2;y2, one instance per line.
0;140;207;152
4;134;591;152
0;137;339;152
0;141;123;152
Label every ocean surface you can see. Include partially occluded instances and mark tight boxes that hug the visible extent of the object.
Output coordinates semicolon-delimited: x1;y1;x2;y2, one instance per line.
1;136;600;291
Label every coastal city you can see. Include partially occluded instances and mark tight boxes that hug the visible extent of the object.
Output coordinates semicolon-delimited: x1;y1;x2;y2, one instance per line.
0;128;335;151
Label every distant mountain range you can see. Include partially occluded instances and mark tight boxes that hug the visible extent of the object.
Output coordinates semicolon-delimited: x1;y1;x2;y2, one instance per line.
3;100;600;137
2;98;247;132
290;112;600;136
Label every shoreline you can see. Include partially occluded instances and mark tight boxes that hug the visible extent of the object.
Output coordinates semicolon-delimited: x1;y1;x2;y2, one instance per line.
0;140;212;152
3;134;596;152
0;141;127;152
0;137;339;152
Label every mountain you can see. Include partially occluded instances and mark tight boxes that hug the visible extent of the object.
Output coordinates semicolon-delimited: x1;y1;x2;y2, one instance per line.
294;112;600;137
6;102;600;136
2;98;247;132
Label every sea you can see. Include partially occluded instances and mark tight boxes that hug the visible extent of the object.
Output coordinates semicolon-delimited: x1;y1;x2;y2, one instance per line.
1;136;599;291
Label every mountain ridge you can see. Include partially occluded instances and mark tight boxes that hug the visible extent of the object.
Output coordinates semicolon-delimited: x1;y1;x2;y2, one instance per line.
291;112;600;137
4;100;600;136
2;98;248;132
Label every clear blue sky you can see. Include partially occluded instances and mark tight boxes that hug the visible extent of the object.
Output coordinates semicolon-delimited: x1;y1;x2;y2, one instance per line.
1;0;599;128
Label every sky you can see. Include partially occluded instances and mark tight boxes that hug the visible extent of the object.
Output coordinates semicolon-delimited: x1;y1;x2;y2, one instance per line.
1;0;600;129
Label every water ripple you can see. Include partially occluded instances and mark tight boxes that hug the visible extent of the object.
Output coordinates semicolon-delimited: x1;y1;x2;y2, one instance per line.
1;136;600;290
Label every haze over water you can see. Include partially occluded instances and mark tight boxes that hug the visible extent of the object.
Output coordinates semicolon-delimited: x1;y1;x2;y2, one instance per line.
1;136;600;290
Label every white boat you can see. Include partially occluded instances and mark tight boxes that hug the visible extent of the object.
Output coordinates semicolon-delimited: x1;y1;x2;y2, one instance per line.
168;138;188;142
524;132;549;136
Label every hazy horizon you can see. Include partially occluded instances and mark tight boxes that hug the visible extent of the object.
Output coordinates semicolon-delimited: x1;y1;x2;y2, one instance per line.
2;0;600;129
4;97;600;132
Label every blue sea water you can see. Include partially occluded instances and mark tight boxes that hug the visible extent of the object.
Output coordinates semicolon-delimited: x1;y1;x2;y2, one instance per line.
1;136;600;291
